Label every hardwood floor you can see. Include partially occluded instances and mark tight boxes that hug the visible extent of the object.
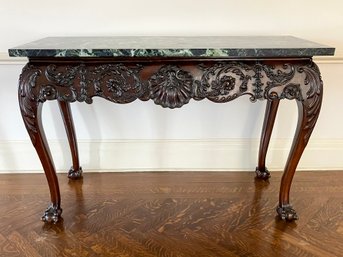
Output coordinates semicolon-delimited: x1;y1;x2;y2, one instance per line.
0;171;342;257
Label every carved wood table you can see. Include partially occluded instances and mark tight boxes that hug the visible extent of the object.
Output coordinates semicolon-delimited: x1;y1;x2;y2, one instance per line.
9;36;335;223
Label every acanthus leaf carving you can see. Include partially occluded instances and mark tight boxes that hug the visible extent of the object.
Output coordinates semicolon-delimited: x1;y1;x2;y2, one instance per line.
18;64;41;144
195;62;253;103
44;64;89;103
18;60;323;146
17;58;324;225
263;63;296;85
280;83;303;101
263;63;299;101
92;64;145;104
45;64;79;87
297;62;323;145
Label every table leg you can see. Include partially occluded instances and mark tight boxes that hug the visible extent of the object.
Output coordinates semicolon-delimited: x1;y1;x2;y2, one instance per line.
277;80;323;221
58;101;83;179
19;66;63;223
256;99;280;179
19;101;62;223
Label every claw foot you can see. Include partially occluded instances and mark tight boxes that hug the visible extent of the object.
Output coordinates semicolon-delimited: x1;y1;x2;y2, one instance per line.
276;205;298;221
255;167;271;180
41;204;62;224
68;166;83;180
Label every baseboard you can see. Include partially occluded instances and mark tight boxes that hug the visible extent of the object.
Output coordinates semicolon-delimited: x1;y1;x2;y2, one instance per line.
0;139;342;173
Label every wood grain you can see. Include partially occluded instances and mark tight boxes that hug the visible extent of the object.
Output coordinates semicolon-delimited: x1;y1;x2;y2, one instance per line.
0;171;342;257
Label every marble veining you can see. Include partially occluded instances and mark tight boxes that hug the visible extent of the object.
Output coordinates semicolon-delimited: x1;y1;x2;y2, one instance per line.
8;36;335;58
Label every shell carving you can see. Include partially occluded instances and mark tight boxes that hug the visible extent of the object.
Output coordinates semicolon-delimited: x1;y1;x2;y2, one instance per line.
149;65;194;108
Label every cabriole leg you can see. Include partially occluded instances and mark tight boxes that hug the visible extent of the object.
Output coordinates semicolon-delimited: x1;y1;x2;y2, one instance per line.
256;99;280;179
19;65;62;223
58;101;82;179
19;103;62;223
277;72;323;221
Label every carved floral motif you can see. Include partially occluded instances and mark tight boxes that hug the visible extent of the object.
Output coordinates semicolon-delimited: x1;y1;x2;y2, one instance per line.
92;64;145;104
196;62;252;102
18;59;323;223
19;60;323;146
19;61;321;106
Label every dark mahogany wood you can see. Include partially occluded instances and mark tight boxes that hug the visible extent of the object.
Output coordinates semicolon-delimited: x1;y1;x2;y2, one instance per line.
17;100;62;223
256;99;280;179
277;83;323;220
18;57;324;223
58;101;82;179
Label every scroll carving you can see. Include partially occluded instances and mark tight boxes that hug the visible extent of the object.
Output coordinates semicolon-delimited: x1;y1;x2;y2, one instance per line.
92;64;145;104
195;62;253;102
18;60;322;144
18;59;323;224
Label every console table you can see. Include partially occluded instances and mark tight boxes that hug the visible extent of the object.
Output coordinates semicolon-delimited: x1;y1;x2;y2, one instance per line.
9;36;335;223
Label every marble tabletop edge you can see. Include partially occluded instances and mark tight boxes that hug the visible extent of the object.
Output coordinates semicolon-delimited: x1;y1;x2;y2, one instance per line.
8;36;335;58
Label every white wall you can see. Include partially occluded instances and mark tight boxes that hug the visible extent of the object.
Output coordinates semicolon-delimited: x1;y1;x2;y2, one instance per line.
0;0;342;172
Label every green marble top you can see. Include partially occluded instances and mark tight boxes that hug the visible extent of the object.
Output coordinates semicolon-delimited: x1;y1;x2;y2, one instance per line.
8;36;335;58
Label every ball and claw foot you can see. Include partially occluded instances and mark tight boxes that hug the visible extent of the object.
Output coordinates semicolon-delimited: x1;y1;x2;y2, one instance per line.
41;204;62;224
67;166;83;180
276;205;299;221
255;167;271;180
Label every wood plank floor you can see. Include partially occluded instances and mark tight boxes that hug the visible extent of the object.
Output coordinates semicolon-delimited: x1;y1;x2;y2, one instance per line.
0;171;342;257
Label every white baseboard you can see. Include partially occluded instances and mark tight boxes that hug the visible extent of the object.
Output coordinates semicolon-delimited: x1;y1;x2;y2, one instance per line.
0;139;342;173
